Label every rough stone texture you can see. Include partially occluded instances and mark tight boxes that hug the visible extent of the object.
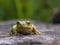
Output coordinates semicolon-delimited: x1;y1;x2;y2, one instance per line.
0;20;60;45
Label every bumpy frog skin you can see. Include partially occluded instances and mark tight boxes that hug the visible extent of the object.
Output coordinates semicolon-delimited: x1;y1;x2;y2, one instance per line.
10;21;42;35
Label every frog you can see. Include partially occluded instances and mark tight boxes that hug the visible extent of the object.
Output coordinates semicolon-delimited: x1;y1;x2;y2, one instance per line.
9;21;42;35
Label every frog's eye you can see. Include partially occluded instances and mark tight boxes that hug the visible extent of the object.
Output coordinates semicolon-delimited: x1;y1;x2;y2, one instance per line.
26;21;31;25
17;21;21;25
17;21;20;25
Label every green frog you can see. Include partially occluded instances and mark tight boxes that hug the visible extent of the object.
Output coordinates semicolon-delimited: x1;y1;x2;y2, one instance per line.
9;21;42;35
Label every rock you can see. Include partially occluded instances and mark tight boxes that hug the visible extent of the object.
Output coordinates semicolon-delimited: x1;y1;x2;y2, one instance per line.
51;7;60;24
0;35;55;45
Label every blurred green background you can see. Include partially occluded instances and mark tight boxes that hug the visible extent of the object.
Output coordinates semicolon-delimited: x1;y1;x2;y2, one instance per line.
0;0;60;22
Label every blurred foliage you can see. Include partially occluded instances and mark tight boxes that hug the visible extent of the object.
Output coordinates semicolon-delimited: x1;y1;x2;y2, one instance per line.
0;0;60;22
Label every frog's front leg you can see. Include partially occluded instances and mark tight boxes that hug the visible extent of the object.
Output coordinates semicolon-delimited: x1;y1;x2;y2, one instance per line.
10;29;24;36
9;26;18;36
32;26;42;35
10;29;17;36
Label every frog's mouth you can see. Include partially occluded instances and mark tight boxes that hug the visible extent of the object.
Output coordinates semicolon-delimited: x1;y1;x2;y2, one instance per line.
17;27;31;30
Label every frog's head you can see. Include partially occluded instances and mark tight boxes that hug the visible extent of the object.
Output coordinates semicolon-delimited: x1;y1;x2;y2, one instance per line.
16;21;31;27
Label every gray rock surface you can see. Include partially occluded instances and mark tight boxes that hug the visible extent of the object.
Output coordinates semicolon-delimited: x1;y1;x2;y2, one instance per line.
0;20;60;45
